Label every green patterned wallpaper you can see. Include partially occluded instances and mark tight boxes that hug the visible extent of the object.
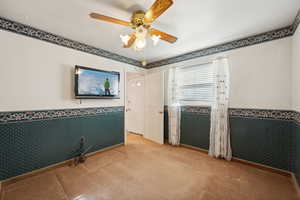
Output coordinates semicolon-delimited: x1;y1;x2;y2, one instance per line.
0;107;124;181
165;106;297;172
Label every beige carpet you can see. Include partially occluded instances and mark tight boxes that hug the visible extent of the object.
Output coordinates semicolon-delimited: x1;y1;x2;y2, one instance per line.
1;133;298;200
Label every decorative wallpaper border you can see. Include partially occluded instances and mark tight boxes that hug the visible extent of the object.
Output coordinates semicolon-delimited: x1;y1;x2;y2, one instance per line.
0;17;142;67
229;108;294;121
0;106;124;124
1;106;299;124
294;111;300;124
180;106;210;115
1;9;299;69
168;105;298;121
147;9;300;69
146;26;294;68
292;9;300;33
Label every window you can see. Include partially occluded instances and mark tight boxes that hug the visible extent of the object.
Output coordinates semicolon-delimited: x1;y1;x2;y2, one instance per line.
175;63;215;105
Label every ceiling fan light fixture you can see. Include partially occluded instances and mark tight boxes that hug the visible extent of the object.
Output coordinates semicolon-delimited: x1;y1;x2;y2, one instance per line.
120;34;131;46
134;38;146;51
131;26;148;51
151;34;161;46
91;0;176;51
135;26;148;38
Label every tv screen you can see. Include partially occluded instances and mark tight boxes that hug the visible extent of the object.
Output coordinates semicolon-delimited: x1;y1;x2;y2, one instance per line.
75;66;120;99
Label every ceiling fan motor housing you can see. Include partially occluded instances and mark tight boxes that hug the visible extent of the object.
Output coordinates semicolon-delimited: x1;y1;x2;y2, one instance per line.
131;10;148;29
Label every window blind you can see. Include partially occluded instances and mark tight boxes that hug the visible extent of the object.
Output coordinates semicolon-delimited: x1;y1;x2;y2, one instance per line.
175;63;215;104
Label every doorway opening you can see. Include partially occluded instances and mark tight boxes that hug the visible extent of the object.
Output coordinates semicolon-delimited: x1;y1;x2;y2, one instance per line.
126;72;145;138
125;71;165;145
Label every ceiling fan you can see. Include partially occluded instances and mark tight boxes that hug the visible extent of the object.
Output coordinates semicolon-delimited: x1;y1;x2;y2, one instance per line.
89;0;177;51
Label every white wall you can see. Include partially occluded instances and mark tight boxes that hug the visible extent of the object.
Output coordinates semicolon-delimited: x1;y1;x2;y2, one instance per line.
0;30;145;112
150;37;292;110
0;29;294;112
292;26;300;113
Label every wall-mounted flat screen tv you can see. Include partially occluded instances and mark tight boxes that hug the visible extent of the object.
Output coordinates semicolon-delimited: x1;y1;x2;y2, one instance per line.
75;66;120;99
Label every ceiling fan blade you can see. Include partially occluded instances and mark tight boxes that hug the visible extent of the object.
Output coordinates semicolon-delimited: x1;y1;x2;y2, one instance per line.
144;0;173;24
149;28;177;43
89;13;131;26
124;34;136;48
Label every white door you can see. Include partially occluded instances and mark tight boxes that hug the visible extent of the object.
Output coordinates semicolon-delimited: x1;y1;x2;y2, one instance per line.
144;71;164;144
126;74;145;135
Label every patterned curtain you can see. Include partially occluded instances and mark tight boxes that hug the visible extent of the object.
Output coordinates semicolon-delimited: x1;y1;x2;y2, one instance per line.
168;68;181;145
209;58;232;161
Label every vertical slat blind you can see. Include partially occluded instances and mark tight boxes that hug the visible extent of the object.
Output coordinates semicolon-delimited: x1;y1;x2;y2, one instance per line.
175;63;215;103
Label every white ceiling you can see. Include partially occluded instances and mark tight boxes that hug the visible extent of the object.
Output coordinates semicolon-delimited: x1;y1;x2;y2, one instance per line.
0;0;300;63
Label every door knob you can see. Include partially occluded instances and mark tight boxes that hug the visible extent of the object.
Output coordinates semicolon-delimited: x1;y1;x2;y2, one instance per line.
158;111;163;114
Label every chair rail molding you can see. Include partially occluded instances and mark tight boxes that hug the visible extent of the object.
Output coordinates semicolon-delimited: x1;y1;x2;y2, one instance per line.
0;106;124;124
